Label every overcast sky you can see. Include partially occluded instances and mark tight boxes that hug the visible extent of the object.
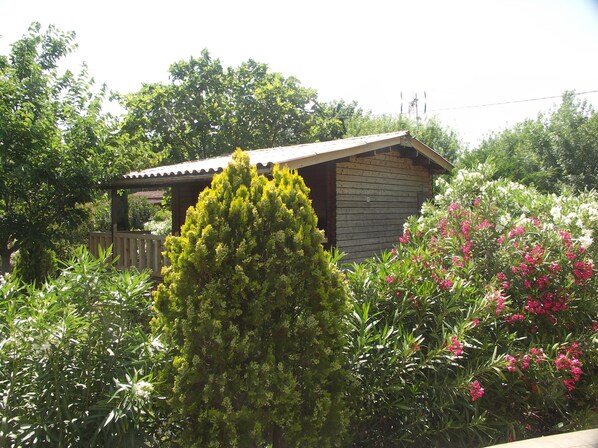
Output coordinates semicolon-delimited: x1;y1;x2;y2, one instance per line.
1;0;597;147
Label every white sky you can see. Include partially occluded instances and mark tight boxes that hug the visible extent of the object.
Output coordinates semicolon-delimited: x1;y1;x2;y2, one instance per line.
1;0;597;147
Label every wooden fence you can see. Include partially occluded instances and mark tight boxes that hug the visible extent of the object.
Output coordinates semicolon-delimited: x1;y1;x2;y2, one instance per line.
89;230;168;277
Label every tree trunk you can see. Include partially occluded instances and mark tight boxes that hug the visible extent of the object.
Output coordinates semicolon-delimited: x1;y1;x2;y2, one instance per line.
0;243;14;275
272;424;288;448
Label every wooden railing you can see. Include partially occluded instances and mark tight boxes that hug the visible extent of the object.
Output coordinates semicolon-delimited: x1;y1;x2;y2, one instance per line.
89;230;169;277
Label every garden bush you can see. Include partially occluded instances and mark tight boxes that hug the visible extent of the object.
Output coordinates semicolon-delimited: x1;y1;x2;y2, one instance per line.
153;150;351;447
0;247;166;447
346;164;597;447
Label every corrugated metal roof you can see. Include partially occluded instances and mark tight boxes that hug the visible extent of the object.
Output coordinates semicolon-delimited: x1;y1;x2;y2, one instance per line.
109;131;452;187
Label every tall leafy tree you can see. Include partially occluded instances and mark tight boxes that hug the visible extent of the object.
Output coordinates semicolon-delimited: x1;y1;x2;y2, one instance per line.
0;23;132;280
461;92;598;192
119;50;346;163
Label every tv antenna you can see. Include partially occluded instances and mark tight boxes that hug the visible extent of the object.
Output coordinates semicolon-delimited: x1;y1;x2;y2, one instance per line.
401;91;427;121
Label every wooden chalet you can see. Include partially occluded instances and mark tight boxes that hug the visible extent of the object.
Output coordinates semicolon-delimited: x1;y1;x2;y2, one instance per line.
90;131;453;276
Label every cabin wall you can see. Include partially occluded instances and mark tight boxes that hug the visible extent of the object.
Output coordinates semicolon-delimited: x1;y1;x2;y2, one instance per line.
298;162;335;248
172;181;210;235
335;151;432;262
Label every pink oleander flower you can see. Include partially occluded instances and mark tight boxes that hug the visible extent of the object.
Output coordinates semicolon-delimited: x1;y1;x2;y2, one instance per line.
505;314;525;325
438;218;449;237
525;292;568;315
461;220;471;238
520;354;531;371
476;219;493;230
570;366;583;380
496;272;510;289
555;346;584;391
486;289;506;315
447;203;461;214
461;241;473;260
509;226;525;238
573;260;593;284
563;379;577;391
438;278;453;290
399;231;410;244
469;380;485;401
548;262;562;275
448;335;464;357
559;229;572;247
536;275;550;290
530;347;545;362
495;295;505;316
505;354;517;372
452;255;464;268
469;318;480;328
473;197;481;207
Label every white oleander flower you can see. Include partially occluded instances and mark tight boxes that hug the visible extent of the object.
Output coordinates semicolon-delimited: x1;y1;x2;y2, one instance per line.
132;381;153;400
578;228;593;250
550;206;562;221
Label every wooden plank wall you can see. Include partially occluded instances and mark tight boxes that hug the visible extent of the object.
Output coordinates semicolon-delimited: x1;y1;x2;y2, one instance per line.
335;152;431;262
172;182;210;235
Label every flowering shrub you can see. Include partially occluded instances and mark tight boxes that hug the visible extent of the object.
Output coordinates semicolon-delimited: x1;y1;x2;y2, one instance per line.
0;247;167;447
346;165;597;447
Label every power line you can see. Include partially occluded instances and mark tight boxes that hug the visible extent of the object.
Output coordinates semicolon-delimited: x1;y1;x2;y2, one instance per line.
428;89;598;113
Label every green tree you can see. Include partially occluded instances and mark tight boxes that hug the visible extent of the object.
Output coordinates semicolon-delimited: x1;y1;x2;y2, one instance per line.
345;111;462;161
153;150;351;447
119;50;346;164
0;23;140;281
461;91;598;192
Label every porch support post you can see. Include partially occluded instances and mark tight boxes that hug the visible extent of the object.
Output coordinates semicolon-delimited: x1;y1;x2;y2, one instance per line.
171;185;181;236
326;161;337;248
111;189;129;231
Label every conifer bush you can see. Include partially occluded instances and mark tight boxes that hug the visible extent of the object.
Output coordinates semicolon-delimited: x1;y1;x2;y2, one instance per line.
346;165;597;447
153;150;351;447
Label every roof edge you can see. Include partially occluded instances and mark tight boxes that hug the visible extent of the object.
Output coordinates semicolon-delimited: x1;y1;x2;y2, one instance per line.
408;136;454;172
104;131;453;189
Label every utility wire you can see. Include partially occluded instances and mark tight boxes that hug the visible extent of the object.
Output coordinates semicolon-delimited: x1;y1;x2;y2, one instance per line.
428;89;598;113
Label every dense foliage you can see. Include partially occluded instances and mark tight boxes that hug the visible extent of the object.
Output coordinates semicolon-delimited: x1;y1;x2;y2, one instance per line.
153;150;351;447
346;165;597;447
119;50;348;164
0;247;166;447
0;23;144;281
462;92;598;193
